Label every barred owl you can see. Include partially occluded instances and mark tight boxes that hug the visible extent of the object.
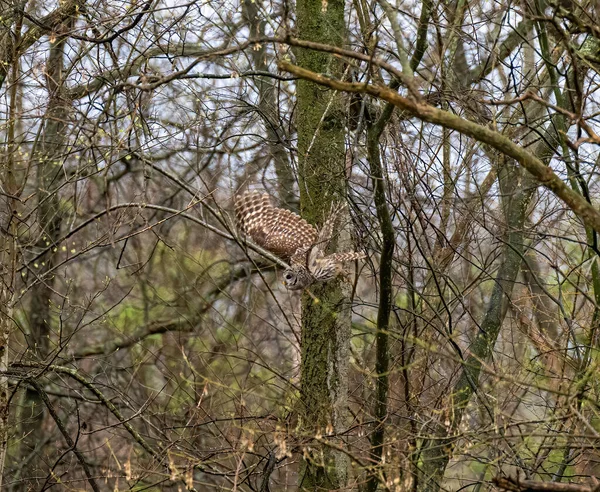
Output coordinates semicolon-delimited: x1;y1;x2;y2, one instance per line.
235;191;365;290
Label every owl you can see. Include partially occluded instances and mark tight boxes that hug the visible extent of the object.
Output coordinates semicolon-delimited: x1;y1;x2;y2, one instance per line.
235;191;365;290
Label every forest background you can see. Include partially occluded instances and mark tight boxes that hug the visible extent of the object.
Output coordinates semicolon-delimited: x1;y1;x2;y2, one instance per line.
1;0;600;489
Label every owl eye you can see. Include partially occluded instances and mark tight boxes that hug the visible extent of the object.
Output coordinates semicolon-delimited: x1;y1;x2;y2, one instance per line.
284;272;293;280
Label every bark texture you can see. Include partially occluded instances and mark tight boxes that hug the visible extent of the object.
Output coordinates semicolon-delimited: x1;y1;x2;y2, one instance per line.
295;0;350;487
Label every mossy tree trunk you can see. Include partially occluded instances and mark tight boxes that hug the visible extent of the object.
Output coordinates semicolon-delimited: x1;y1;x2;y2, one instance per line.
295;0;349;488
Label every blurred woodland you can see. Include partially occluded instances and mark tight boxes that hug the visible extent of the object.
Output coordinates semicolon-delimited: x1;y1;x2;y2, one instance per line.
1;0;600;490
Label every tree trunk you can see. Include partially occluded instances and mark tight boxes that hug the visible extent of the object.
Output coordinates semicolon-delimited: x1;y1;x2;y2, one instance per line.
242;0;296;208
418;157;534;489
364;106;396;492
0;210;16;491
16;19;72;487
295;0;349;488
0;4;22;484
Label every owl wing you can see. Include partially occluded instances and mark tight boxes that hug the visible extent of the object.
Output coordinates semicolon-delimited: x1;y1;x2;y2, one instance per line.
235;191;317;259
315;201;345;247
302;201;346;268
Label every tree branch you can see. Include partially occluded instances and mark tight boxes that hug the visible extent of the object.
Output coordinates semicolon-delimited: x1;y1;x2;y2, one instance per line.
277;60;600;234
493;475;600;492
30;380;100;492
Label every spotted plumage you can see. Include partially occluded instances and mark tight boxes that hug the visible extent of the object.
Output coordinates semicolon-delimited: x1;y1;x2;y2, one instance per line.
235;191;317;259
235;191;365;290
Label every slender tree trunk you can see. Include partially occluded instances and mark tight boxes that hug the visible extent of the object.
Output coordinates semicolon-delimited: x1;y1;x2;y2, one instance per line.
365;118;396;491
0;213;16;491
418;158;534;490
0;1;16;91
17;19;72;486
295;0;349;488
0;4;22;483
242;0;295;208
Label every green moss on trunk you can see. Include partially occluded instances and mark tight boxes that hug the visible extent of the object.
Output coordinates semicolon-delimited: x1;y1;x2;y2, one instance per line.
295;0;348;488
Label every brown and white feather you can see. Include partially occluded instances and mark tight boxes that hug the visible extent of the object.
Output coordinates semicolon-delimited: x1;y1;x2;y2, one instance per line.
235;191;364;290
235;191;317;259
316;202;345;247
326;251;366;264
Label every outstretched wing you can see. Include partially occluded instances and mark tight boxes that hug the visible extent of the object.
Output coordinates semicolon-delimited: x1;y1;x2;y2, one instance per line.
235;191;317;259
304;201;347;268
316;201;345;247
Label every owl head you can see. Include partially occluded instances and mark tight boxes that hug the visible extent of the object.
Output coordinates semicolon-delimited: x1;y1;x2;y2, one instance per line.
283;266;313;290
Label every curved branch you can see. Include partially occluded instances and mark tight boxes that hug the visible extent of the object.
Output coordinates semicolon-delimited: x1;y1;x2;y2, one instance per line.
493;475;596;492
22;202;290;276
11;363;160;460
278;60;600;234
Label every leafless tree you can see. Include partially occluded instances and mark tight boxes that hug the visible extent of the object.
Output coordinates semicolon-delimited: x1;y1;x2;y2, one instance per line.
1;0;600;489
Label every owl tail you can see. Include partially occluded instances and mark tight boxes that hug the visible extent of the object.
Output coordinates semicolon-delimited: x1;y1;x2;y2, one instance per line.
327;251;366;263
